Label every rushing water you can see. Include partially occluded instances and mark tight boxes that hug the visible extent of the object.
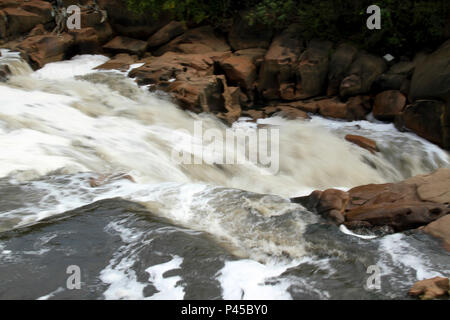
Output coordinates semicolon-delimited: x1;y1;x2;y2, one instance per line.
0;50;449;299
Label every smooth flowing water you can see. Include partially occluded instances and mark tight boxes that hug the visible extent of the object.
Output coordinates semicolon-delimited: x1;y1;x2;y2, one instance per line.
0;50;449;299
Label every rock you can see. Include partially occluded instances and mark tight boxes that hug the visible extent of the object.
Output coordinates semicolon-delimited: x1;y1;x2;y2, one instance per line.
296;40;333;99
28;24;46;37
317;97;348;119
234;48;266;66
373;90;406;121
0;64;11;82
292;168;450;231
423;215;450;252
405;168;450;203
345;134;378;153
168;74;229;114
219;55;257;90
16;33;75;69
340;53;387;97
89;173;135;187
257;24;305;100
327;43;358;96
95;53;136;72
1;5;52;39
128;51;228;86
346;95;372;120
292;189;348;224
103;36;148;56
396;100;449;149
410;40;450;102
147;21;187;48
228;11;273;50
154;26;230;56
408;277;450;300
272;107;310;120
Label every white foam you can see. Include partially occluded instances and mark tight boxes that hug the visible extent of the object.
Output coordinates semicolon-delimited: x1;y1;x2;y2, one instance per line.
379;233;447;280
36;287;65;300
217;259;297;300
145;256;185;300
339;224;378;240
33;55;109;80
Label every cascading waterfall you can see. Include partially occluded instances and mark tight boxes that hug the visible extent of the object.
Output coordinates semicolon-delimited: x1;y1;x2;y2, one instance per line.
0;52;448;300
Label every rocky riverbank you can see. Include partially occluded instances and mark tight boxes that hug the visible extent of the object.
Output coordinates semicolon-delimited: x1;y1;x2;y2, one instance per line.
1;0;449;150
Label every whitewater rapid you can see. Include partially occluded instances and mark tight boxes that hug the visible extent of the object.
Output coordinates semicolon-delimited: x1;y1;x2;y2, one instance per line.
0;51;449;300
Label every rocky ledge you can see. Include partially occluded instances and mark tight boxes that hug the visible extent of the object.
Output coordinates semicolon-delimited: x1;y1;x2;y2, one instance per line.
291;168;450;251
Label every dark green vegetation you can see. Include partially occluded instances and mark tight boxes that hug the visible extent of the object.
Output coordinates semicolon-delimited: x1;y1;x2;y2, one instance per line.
126;0;449;55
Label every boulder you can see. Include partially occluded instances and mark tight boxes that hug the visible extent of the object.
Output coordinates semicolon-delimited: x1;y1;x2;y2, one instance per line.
396;100;449;149
257;24;305;100
234;48;266;66
219;55;257;90
103;36;148;56
296;40;333;99
340;53;386;97
292;168;450;231
1;5;52;39
373;90;406;121
346;95;372;120
272;107;310;120
345;134;378;154
410;40;450;102
327;43;358;96
423;215;450;252
316;97;348;119
228;11;273;50
95;53;136;72
154;26;230;56
147;21;187;48
408;277;450;300
168;74;229;114
16;33;75;69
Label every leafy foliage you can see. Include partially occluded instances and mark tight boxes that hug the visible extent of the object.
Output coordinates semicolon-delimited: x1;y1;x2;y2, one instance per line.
126;0;449;54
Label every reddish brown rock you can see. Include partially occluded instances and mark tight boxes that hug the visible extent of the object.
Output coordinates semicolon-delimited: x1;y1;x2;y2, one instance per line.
154;26;230;56
292;169;450;231
408;277;449;300
317;97;349;119
292;189;349;224
345;134;379;154
423;214;450;252
219;55;257;90
103;36;148;56
346;95;372;120
257;24;305;100
273;107;310;120
373;90;406;121
95;53;137;72
147;21;187;48
15;33;75;69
